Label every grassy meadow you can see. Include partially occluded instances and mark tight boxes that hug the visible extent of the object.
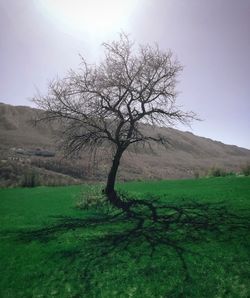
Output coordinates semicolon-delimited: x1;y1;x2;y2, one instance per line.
0;177;250;297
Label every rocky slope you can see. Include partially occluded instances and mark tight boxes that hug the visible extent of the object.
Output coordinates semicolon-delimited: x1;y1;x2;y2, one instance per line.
0;102;249;185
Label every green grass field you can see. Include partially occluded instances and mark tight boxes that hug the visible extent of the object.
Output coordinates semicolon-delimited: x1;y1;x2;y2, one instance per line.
0;177;249;297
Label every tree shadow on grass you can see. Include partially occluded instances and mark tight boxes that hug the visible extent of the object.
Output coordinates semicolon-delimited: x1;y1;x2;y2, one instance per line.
4;200;250;296
15;200;249;245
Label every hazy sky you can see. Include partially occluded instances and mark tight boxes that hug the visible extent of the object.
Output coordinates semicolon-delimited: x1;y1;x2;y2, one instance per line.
1;0;250;149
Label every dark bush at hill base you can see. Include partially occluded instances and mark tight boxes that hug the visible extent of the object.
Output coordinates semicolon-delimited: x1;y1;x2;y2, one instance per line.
206;167;238;177
241;164;250;176
21;169;40;187
0;161;22;186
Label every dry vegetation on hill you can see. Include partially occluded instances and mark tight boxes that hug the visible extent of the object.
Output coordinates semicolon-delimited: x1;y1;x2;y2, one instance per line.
0;102;250;186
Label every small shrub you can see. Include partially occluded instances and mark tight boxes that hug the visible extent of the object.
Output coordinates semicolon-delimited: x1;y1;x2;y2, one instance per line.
208;168;218;177
225;171;236;177
207;167;237;178
0;164;15;180
76;184;109;210
0;161;20;185
241;164;250;176
193;171;200;179
21;169;40;187
207;167;226;177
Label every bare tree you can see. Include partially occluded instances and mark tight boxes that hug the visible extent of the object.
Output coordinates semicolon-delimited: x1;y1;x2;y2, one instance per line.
34;33;196;212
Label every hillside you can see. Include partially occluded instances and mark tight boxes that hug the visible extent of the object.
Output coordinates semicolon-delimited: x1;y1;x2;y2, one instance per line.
0;102;250;185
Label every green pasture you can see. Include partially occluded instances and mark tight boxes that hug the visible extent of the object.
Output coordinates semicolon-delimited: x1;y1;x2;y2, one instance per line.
0;177;249;297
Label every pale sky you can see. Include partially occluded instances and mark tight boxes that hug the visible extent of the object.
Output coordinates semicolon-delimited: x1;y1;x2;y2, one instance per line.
0;0;250;149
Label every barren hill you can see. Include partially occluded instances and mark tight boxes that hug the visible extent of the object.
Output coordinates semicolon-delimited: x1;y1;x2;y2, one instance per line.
0;102;249;185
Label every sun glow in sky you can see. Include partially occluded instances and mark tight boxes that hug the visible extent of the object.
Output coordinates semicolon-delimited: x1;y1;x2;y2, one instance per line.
1;0;250;148
38;0;140;38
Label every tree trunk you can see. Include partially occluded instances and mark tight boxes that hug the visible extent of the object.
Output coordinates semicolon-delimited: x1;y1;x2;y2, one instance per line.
104;147;158;220
105;147;129;210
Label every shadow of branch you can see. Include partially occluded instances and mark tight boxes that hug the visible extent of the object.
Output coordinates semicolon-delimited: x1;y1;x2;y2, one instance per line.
3;201;249;295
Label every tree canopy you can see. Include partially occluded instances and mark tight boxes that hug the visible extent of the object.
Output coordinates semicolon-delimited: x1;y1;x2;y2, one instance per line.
34;33;196;211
